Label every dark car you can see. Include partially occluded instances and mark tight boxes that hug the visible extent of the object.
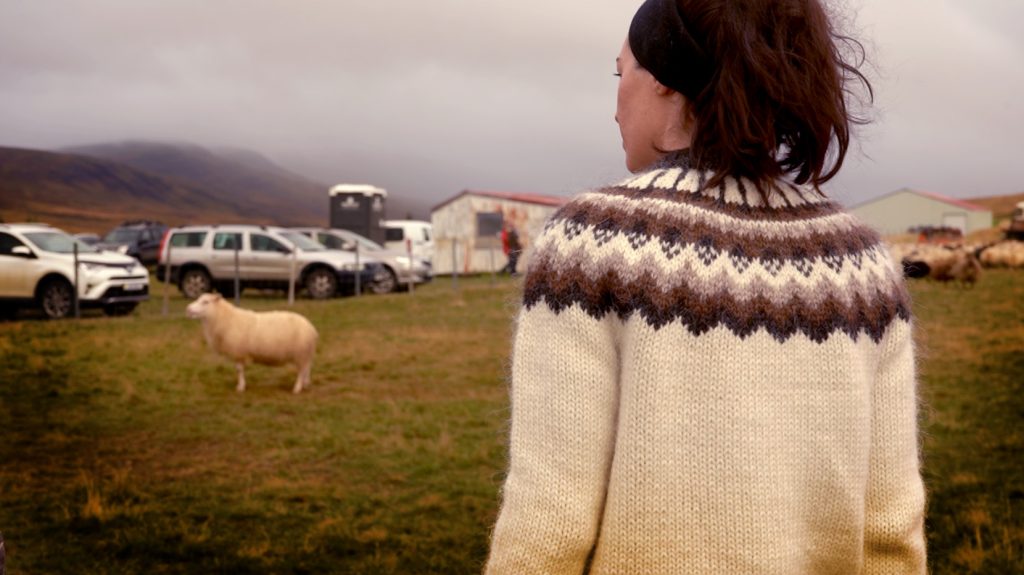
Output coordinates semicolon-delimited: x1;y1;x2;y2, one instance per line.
97;220;168;265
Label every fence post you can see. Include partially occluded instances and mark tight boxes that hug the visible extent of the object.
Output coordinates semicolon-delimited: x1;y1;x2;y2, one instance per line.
406;238;415;295
489;234;497;286
162;241;173;316
354;242;361;297
451;237;459;292
233;241;241;305
73;243;80;319
288;248;297;305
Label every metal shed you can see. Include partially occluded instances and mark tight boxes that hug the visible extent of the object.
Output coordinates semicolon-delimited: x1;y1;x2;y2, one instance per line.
848;188;993;236
430;190;567;275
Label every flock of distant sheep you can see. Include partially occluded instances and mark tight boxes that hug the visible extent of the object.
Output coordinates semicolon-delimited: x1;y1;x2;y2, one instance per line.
887;239;1024;286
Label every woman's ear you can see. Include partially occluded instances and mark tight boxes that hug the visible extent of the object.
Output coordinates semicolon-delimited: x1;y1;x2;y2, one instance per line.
653;79;675;97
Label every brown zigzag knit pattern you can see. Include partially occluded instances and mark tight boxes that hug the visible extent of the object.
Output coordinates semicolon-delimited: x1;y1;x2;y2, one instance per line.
523;159;910;343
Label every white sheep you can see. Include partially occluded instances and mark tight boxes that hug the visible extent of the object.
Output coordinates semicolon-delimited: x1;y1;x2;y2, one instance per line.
887;243;983;285
185;293;318;393
979;240;1024;268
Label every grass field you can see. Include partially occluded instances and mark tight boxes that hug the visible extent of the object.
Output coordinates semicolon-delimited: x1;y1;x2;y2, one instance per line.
1;272;1021;574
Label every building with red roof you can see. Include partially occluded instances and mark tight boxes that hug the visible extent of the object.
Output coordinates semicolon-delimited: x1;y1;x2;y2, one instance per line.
430;189;569;275
849;187;993;236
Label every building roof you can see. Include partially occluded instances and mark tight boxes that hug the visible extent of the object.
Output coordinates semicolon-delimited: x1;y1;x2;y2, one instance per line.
850;187;990;212
329;184;387;197
431;189;569;213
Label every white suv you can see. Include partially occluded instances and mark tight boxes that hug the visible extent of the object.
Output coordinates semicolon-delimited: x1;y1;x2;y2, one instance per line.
157;224;384;300
0;223;150;319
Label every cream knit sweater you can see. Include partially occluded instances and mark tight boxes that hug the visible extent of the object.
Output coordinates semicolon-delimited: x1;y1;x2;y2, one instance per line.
485;158;927;574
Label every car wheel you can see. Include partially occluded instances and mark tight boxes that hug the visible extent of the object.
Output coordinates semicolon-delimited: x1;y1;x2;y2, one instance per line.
181;269;212;299
103;303;138;317
39;279;75;319
370;267;398;294
305;268;338;300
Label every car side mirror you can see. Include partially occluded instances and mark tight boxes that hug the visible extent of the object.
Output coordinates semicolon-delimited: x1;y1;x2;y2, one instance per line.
278;246;293;255
342;241;356;250
11;246;34;258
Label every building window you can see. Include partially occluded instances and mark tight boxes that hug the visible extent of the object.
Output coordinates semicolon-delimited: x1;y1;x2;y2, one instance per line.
477;212;503;238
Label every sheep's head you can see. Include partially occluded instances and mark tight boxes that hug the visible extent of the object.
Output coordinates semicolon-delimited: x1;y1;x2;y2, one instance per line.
185;293;223;319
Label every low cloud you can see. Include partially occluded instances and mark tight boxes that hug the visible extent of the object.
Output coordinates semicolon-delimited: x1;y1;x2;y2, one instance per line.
1;0;1021;206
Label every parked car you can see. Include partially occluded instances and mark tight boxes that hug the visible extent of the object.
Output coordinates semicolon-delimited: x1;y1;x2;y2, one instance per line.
292;227;433;294
383;219;434;264
97;220;169;265
0;223;150;319
156;224;384;300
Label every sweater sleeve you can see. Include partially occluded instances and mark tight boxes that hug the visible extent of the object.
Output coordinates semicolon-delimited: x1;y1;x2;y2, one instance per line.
485;274;621;573
862;319;928;574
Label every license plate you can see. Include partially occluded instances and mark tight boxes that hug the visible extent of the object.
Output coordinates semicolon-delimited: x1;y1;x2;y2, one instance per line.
123;283;145;291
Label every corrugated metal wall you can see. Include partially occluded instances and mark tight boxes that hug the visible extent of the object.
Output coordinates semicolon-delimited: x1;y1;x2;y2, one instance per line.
431;195;560;274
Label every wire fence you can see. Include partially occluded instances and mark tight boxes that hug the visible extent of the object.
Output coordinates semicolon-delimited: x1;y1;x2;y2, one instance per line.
45;236;514;321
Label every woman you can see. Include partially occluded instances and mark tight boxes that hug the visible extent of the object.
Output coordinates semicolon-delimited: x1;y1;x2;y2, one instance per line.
485;0;926;573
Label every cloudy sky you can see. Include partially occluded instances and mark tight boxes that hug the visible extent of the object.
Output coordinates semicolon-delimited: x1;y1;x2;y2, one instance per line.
1;0;1022;208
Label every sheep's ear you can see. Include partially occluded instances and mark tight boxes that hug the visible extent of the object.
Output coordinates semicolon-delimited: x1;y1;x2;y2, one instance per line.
210;293;223;302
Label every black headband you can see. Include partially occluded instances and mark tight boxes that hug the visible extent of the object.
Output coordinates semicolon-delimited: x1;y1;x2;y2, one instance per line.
628;0;713;101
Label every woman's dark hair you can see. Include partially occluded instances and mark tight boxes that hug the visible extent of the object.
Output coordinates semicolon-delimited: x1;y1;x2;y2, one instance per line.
637;0;873;191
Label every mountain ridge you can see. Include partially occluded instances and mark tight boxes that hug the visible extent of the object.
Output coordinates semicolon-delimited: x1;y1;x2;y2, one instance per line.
0;146;267;232
62;141;327;223
0;142;431;234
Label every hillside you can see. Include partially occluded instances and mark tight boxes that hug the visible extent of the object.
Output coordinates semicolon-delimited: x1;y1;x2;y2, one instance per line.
969;191;1024;220
0;147;270;233
63;141;328;225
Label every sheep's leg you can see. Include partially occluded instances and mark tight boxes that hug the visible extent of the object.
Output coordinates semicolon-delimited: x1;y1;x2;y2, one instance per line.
293;361;311;394
236;363;247;392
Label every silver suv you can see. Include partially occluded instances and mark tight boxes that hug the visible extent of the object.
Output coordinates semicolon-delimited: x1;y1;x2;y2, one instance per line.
0;223;150;319
292;227;432;294
156;225;383;300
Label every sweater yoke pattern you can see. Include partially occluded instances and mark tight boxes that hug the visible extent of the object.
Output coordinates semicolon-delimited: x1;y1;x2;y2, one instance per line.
523;166;911;344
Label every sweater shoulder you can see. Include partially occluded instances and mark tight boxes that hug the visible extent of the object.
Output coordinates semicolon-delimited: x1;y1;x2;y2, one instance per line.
523;167;910;343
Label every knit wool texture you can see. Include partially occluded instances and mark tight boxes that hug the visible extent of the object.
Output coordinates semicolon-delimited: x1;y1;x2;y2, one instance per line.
485;159;927;574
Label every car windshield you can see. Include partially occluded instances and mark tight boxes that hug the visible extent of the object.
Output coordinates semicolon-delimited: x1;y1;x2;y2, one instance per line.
278;231;325;251
336;230;384;251
24;231;100;254
104;228;141;243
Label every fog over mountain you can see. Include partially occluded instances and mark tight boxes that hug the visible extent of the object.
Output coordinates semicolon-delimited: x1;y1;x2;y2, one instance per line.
1;0;1021;209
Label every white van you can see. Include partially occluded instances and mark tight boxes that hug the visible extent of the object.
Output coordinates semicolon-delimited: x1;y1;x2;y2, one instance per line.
383;220;434;264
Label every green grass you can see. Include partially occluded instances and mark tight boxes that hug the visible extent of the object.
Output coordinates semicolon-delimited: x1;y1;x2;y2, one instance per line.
1;272;1022;574
911;271;1024;573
